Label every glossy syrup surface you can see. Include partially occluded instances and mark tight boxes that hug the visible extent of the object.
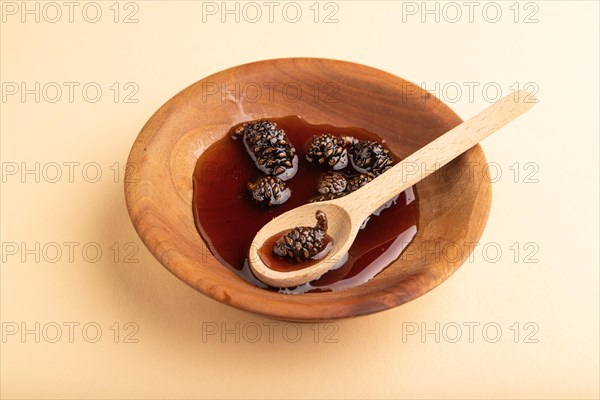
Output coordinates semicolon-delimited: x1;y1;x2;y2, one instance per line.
192;116;418;294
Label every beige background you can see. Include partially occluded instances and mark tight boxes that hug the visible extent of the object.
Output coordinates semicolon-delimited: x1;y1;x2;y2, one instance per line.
1;1;598;399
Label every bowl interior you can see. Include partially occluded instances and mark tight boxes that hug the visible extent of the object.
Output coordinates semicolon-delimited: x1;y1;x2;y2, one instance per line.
125;58;491;320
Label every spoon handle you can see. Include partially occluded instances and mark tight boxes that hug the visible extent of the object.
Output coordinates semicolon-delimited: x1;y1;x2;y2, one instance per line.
339;90;537;222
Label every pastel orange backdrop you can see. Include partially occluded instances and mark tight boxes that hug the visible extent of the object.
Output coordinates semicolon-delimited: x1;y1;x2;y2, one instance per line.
1;1;598;398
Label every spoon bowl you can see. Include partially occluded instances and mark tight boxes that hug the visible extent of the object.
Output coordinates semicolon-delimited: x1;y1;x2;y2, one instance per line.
249;201;355;288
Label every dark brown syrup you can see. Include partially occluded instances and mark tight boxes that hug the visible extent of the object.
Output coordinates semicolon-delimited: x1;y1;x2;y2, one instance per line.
192;116;418;294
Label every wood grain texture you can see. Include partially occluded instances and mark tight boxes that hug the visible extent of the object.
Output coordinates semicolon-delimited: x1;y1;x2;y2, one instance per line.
250;91;534;288
125;58;493;321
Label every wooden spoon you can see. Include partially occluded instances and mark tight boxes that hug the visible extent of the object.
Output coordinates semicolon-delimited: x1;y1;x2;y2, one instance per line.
249;90;536;288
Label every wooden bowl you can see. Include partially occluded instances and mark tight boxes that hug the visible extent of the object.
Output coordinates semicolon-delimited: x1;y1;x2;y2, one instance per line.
125;58;491;321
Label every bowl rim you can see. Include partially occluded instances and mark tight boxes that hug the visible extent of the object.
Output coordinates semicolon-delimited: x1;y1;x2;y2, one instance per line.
125;57;492;321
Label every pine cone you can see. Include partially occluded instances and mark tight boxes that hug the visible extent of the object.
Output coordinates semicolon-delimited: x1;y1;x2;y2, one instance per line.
350;140;395;175
234;120;298;180
311;172;376;203
346;172;377;193
273;211;328;261
309;192;345;203
305;134;349;170
246;175;291;207
317;172;348;195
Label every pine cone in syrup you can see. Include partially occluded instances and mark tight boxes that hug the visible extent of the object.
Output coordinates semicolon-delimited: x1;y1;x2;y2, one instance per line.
246;175;291;207
234;120;298;180
273;211;329;262
350;140;395;175
317;172;348;195
310;172;375;203
305;134;349;170
346;172;377;193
